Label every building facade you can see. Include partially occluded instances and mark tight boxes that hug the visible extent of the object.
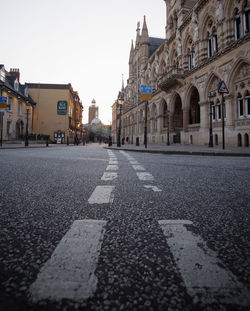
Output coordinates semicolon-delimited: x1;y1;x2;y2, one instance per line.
88;99;99;124
27;83;83;143
0;66;35;142
118;0;250;147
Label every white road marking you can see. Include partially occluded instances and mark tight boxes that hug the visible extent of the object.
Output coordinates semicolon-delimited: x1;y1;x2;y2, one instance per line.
109;160;118;165
144;185;162;192
136;172;154;181
129;160;139;165
101;172;118;181
132;165;146;171
106;165;118;171
88;186;115;204
29;220;107;302
158;220;250;306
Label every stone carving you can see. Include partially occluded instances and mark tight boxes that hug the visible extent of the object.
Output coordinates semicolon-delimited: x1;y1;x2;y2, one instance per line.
215;1;223;22
235;63;250;81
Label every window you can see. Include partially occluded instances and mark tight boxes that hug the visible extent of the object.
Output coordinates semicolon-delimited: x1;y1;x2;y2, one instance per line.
216;99;221;120
245;91;250;116
238;93;244;117
18;101;22;115
188;48;195;70
14;79;19;91
7;97;13;111
207;32;212;58
244;2;250;33
234;9;242;40
212;28;218;53
211;101;216;121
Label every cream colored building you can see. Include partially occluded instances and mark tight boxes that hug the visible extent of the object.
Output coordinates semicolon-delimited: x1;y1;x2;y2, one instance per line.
118;0;250;147
27;83;83;143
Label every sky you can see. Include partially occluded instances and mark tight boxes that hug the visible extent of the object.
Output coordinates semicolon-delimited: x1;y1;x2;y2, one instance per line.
1;0;166;125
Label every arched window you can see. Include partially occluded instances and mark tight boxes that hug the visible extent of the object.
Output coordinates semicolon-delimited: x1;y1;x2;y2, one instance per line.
238;93;244;118
212;28;218;54
207;32;212;58
245;90;250;117
238;133;242;146
211;101;216;121
234;9;242;40
244;2;250;33
216;99;221;120
245;133;249;147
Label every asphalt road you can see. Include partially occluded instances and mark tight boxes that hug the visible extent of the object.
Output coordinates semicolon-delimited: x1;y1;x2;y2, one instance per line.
0;144;249;311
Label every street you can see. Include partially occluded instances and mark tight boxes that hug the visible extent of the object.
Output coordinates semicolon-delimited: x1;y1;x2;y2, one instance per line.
0;144;250;311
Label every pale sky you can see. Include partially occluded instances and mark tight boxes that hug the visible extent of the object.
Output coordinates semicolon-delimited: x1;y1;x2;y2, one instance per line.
1;0;166;124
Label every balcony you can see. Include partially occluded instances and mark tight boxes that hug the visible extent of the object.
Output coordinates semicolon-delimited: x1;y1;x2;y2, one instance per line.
159;67;185;91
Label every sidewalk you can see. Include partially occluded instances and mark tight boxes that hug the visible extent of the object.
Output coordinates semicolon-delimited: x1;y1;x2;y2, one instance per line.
106;143;250;157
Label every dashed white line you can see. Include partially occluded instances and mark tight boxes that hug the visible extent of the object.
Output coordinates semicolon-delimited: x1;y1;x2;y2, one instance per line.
158;220;250;306
109;160;118;165
101;172;118;181
106;165;118;171
136;172;154;181
88;186;115;204
144;185;162;192
29;219;107;302
132;165;146;171
129;160;139;165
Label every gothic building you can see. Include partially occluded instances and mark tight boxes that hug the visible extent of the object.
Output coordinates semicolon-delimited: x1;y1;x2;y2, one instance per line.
118;0;250;147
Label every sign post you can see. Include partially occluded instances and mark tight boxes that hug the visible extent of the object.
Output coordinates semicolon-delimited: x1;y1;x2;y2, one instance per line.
218;81;229;150
0;97;7;147
140;85;152;149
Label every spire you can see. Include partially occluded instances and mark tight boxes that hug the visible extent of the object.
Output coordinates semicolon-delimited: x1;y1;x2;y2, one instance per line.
136;21;141;46
129;40;134;64
141;15;149;44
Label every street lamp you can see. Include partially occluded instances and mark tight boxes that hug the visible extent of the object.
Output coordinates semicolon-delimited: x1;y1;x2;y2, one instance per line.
25;103;30;147
117;98;123;147
208;92;216;148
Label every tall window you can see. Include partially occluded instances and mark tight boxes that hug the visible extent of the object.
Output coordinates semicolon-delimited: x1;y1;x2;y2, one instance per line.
18;101;22;115
7;121;11;135
245;90;250;116
244;2;250;33
238;93;244;117
216;99;221;120
211;101;216;121
7;97;13;111
212;28;218;53
188;48;196;70
207;32;212;58
234;9;242;40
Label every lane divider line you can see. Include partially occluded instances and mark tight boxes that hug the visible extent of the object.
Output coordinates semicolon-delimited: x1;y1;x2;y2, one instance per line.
158;220;250;306
88;186;115;204
29;220;107;302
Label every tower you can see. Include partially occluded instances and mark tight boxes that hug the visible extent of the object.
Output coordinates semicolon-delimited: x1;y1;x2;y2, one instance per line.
88;99;99;124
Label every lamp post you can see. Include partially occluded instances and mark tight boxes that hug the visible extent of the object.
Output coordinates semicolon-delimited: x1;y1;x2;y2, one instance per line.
25;103;30;147
208;92;216;148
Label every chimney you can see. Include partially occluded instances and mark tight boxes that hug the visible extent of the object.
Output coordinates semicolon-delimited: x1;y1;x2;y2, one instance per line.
9;68;20;82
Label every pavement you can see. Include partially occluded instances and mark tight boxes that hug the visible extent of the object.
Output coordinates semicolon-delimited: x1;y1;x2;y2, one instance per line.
1;141;250;156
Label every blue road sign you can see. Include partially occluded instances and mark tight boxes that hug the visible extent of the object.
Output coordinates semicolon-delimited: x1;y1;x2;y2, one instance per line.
140;85;152;94
0;96;7;104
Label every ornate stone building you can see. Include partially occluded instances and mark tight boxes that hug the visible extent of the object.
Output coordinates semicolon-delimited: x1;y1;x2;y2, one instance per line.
118;0;250;147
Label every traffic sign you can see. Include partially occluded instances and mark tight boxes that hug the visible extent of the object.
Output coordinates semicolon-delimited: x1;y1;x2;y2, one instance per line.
218;81;229;94
0;96;7;104
140;85;152;101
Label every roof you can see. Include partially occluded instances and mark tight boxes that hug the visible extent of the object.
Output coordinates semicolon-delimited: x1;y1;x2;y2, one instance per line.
149;37;165;56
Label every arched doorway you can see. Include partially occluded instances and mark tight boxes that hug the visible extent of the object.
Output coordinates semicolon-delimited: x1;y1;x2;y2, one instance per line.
16;120;24;139
173;94;183;142
244;133;249;147
238;133;242;147
189;87;200;124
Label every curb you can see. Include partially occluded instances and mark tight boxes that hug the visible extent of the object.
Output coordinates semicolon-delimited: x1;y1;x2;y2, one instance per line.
105;147;250;157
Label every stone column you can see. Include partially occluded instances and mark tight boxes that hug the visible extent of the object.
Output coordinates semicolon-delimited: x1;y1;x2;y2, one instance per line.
199;101;209;129
169;113;174;132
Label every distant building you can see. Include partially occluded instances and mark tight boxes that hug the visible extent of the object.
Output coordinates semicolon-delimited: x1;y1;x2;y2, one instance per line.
0;65;35;142
115;0;250;147
27;83;83;143
88;99;100;124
